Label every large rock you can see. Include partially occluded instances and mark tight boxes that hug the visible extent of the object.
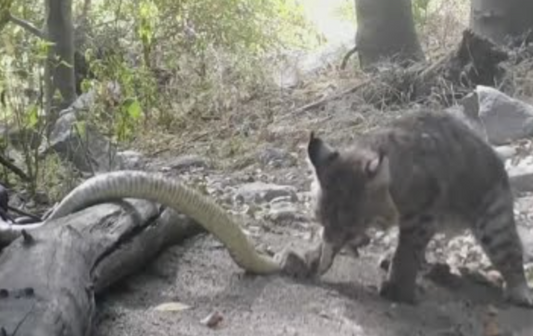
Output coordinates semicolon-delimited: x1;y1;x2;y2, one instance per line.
447;86;533;145
256;146;297;168
476;85;533;145
39;91;143;172
235;182;298;204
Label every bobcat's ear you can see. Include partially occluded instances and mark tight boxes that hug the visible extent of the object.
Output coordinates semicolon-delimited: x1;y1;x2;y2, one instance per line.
364;150;390;185
308;132;339;172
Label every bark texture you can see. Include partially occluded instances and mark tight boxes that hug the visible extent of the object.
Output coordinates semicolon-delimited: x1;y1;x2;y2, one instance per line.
299;30;507;112
0;199;201;336
355;0;424;70
45;0;77;118
470;0;533;45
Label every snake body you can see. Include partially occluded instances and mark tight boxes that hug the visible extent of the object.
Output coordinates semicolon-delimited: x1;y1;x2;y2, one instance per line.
0;171;282;274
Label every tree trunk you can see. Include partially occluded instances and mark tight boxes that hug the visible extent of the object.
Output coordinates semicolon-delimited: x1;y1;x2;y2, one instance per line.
355;0;424;70
324;30;508;110
44;0;77;128
0;199;202;336
470;0;533;45
0;0;14;33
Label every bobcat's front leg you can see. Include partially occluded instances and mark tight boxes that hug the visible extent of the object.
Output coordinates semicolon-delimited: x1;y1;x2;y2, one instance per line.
379;216;435;304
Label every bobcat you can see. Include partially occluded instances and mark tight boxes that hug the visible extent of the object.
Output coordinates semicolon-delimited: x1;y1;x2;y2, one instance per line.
297;109;533;308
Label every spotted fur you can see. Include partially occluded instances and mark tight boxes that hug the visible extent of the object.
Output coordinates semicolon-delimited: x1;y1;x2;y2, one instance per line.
306;109;533;308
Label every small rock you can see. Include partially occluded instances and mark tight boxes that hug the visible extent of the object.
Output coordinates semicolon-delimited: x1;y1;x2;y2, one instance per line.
266;201;307;223
117;150;145;169
256;146;297;168
34;190;50;205
485;270;503;286
169;155;209;172
235;182;298;203
270;195;295;204
508;163;533;193
200;311;224;329
493;145;516;161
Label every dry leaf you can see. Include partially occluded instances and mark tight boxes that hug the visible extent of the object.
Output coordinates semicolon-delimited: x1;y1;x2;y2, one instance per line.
153;301;191;312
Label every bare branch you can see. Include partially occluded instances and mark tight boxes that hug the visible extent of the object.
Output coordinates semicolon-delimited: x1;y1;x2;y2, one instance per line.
8;13;48;40
81;0;92;20
0;153;30;181
75;0;92;46
340;45;358;70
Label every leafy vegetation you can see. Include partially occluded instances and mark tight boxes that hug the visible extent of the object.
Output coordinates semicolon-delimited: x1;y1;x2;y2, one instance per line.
0;0;322;200
0;0;472;206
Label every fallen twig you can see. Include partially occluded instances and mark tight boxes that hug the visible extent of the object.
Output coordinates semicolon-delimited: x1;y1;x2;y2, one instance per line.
0;153;30;181
8;205;42;222
286;79;371;118
340;45;358;70
7;13;48;40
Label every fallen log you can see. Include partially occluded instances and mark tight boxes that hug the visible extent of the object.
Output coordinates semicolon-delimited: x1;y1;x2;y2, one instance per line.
0;199;202;336
292;29;510;117
289;30;510;116
354;29;509;108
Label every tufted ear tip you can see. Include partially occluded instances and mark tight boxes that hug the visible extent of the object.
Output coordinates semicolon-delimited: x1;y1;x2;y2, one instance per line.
307;132;338;171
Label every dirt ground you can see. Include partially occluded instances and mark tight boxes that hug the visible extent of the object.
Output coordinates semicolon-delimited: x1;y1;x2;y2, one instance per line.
94;230;533;336
93;82;533;336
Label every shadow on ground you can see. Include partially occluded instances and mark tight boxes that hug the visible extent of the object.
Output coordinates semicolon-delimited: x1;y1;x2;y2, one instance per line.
94;232;533;336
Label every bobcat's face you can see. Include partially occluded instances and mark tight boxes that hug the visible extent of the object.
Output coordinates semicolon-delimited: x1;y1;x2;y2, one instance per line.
307;132;399;273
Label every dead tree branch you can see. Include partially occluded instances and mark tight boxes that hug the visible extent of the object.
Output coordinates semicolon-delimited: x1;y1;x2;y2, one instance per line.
340;45;358;70
8;13;48;40
291;29;509;113
0;200;203;335
0;153;30;181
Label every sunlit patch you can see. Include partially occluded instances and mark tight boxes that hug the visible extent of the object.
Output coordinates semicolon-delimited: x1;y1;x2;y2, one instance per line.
298;0;355;45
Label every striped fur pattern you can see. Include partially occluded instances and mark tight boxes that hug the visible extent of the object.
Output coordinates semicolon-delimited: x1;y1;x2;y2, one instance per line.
307;110;533;308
